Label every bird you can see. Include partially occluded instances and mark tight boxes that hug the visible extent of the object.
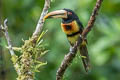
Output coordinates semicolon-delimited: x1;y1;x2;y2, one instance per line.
44;9;90;72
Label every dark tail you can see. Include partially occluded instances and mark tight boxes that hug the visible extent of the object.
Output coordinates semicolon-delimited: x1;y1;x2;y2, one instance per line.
79;44;90;72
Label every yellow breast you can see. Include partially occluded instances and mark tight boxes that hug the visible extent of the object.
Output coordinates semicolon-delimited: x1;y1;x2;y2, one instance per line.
67;33;80;45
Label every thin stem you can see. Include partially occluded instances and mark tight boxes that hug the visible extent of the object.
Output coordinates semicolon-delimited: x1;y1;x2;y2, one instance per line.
0;19;15;55
32;0;50;40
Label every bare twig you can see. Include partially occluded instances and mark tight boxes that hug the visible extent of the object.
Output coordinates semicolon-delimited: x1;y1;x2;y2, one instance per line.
56;0;103;80
32;0;50;41
0;19;15;55
82;0;103;38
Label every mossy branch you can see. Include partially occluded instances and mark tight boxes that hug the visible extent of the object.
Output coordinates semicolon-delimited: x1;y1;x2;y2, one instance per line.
0;0;51;80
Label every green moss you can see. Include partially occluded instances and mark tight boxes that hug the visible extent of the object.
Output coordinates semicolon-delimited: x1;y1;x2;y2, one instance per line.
10;31;48;80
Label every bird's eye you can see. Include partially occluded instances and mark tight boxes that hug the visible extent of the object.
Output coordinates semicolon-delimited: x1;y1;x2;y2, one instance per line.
68;12;72;15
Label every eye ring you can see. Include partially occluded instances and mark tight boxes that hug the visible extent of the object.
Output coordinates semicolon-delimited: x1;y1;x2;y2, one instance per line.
68;12;72;15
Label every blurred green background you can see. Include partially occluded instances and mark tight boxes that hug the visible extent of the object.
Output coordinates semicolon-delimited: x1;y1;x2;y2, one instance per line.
0;0;120;80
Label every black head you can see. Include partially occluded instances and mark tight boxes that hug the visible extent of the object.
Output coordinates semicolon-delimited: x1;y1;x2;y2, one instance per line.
62;9;79;23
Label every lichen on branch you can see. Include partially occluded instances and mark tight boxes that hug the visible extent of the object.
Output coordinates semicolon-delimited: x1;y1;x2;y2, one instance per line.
0;0;51;80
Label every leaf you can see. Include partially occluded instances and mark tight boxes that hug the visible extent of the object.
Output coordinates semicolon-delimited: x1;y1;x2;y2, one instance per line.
37;30;48;44
34;62;47;72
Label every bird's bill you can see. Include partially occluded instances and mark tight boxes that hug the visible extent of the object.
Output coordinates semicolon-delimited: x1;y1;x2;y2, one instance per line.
44;10;67;21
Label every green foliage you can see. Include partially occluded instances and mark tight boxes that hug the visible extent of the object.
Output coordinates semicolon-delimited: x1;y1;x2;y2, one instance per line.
8;30;48;80
33;30;49;72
